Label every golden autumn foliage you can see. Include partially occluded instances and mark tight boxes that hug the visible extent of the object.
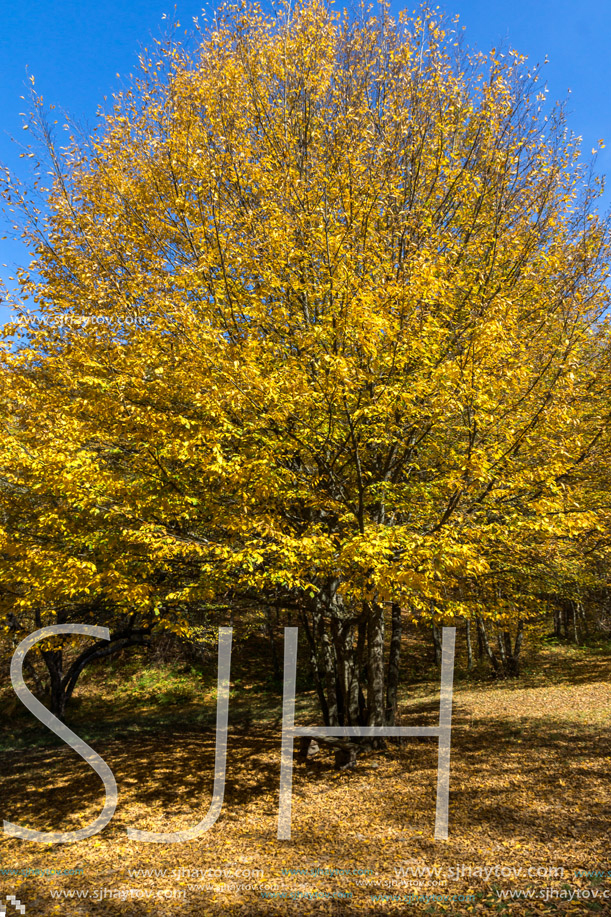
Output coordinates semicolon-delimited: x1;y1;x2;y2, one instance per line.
1;0;611;720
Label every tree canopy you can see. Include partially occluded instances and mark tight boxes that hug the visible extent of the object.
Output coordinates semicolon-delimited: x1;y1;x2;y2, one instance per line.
2;0;611;729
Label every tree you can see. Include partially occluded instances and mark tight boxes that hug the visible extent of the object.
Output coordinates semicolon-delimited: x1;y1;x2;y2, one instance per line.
2;0;610;739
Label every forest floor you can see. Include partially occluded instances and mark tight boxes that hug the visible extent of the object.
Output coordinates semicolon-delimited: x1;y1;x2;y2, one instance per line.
0;632;610;916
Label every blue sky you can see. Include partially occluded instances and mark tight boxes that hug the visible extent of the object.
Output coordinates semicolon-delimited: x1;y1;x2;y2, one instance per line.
1;0;610;324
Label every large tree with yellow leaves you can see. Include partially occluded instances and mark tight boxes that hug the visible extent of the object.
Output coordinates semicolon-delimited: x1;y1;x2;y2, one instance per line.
2;0;610;733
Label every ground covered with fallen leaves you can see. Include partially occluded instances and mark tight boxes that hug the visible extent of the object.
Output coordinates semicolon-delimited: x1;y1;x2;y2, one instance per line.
1;638;609;916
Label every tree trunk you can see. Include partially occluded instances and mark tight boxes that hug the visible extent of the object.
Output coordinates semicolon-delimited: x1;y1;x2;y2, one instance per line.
513;619;524;670
41;649;66;721
578;599;588;637
300;610;330;726
366;602;386;732
334;745;357;769
432;619;442;667
41;628;151;723
501;621;523;677
477;618;485;659
356;611;368;725
335;619;359;726
496;629;508;675
476;615;501;675
320;617;339;727
465;618;474;671
385;603;402;727
23;656;48;699
266;606;281;679
304;584;390;764
572;601;579;644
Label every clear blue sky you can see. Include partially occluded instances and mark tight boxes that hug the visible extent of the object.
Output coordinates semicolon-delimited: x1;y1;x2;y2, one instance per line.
2;0;610;324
